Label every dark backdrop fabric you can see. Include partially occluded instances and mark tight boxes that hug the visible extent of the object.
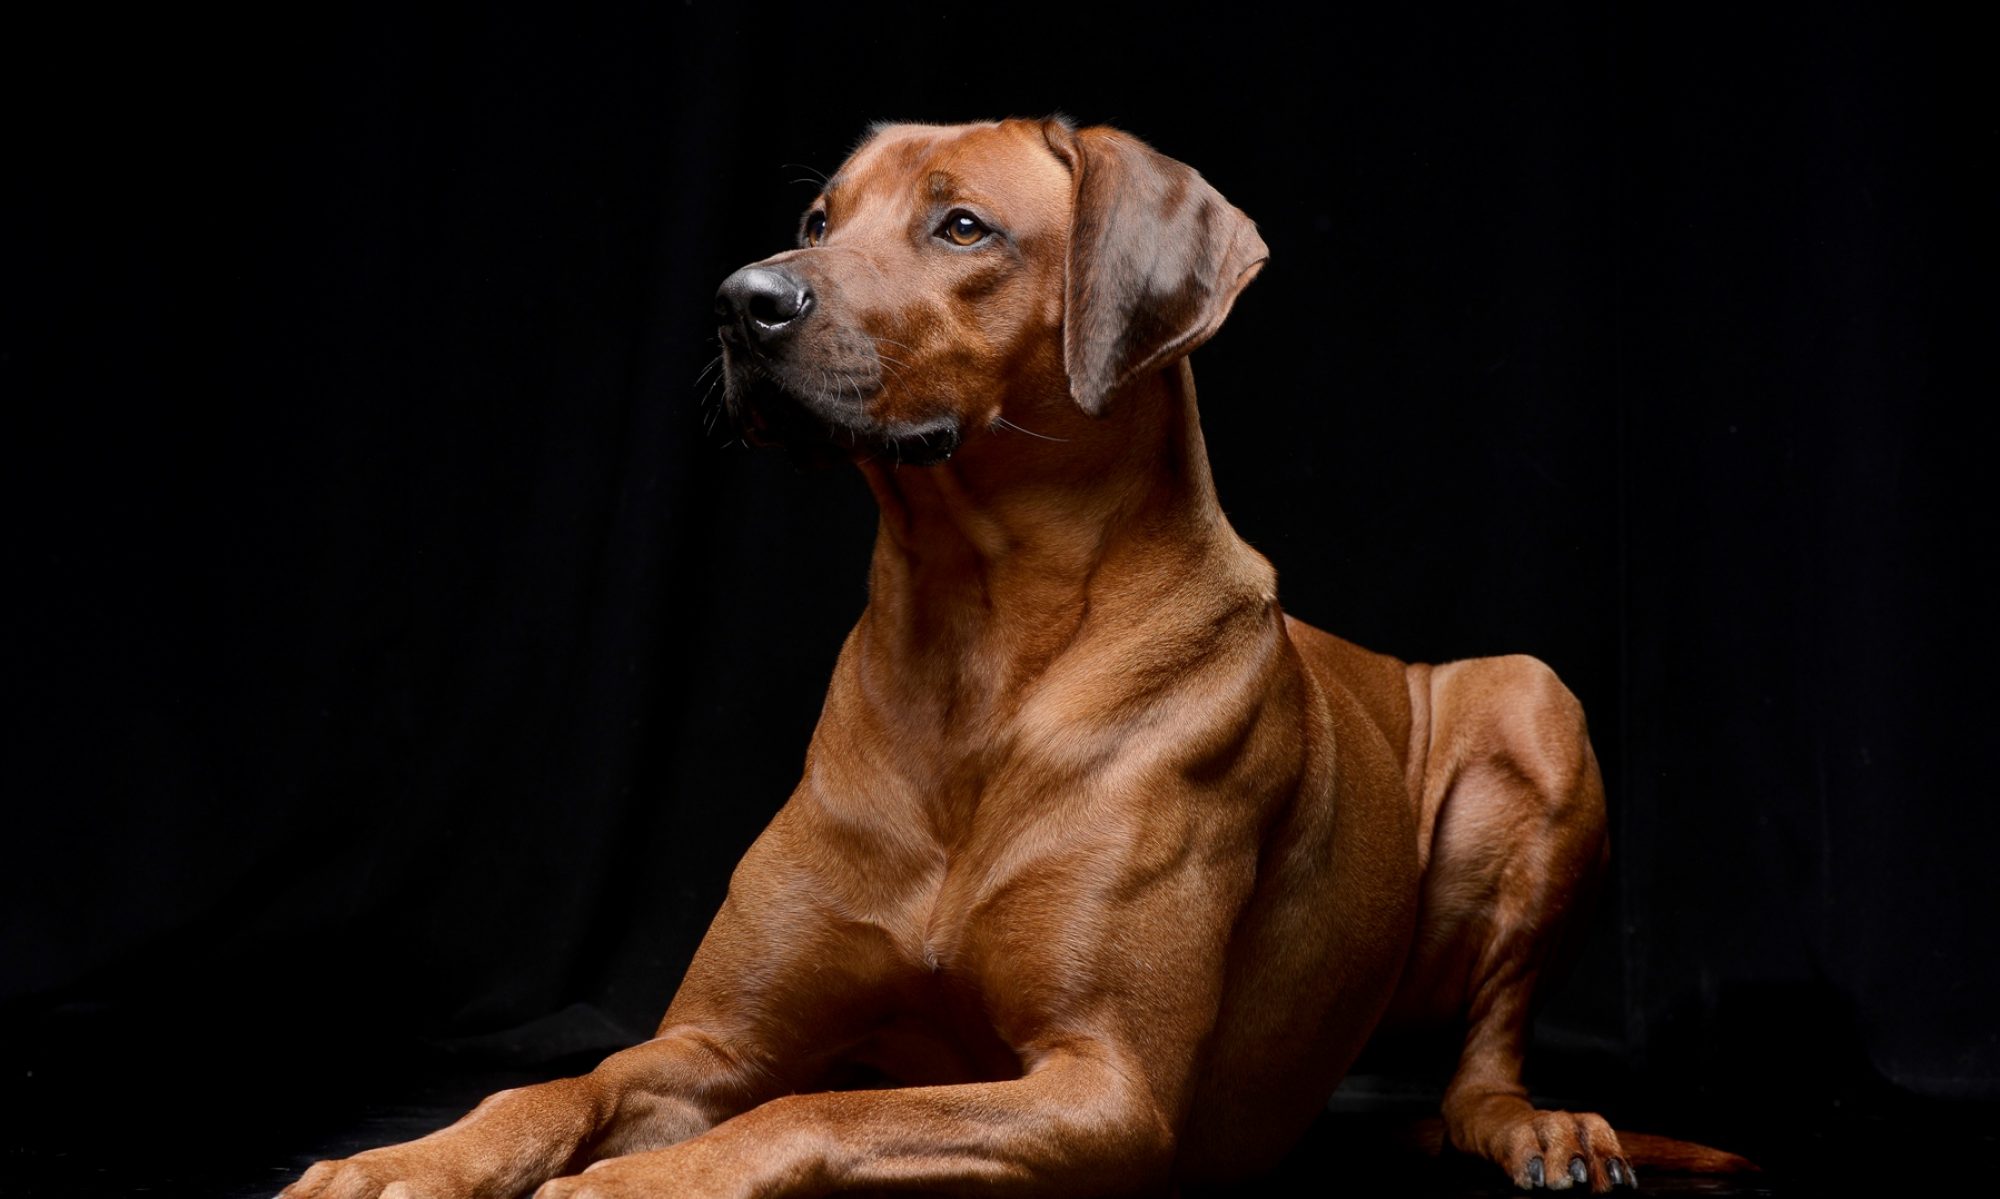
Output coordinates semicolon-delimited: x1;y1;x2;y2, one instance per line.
4;0;1990;1127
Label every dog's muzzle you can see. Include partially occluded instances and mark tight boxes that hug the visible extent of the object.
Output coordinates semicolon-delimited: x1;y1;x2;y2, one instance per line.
713;263;960;466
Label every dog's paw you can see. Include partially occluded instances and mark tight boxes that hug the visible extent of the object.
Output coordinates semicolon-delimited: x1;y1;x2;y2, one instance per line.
531;1164;637;1199
1491;1109;1635;1193
277;1152;470;1199
531;1146;748;1199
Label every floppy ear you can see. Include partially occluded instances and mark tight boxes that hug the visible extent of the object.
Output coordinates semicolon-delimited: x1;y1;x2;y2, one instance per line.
1047;124;1270;417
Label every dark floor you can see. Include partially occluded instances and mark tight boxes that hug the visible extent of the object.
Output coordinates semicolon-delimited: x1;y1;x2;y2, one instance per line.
0;1038;1967;1197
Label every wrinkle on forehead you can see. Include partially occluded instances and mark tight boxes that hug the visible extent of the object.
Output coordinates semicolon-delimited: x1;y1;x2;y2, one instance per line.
823;123;957;209
926;172;963;204
826;121;1070;229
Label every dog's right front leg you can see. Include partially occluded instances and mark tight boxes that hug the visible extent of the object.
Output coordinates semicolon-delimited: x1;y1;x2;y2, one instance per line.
280;786;925;1199
279;1028;759;1199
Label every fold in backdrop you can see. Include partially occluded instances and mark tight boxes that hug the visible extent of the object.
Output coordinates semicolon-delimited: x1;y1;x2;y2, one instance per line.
4;2;1991;1111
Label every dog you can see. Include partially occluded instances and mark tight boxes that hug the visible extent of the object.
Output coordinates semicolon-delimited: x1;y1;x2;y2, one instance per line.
283;117;1697;1198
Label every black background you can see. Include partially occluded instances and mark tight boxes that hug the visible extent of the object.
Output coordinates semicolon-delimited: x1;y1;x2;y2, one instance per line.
3;3;1991;1193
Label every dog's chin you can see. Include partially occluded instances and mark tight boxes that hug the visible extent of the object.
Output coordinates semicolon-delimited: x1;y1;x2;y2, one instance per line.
727;375;963;469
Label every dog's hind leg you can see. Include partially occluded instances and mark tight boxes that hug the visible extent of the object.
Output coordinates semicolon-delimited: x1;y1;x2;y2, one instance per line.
1396;655;1633;1193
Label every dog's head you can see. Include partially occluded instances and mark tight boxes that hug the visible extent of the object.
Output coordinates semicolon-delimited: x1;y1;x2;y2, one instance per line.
715;118;1267;465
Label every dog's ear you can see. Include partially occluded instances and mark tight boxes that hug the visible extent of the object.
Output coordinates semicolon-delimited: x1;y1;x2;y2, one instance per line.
1043;123;1270;417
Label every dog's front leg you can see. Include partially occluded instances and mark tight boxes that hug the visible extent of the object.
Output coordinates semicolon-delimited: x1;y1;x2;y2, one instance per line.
279;1026;765;1199
281;803;913;1199
533;1042;1174;1199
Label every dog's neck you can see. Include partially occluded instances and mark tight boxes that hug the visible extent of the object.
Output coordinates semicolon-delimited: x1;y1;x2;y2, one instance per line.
853;360;1267;715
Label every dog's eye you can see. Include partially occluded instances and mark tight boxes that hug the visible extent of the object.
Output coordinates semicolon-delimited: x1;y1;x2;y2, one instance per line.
803;210;828;247
938;211;990;247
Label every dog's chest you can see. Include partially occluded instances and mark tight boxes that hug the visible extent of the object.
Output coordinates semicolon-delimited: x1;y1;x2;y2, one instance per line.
846;741;1198;992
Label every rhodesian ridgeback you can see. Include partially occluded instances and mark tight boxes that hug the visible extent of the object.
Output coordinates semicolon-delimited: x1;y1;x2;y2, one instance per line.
283;118;1737;1198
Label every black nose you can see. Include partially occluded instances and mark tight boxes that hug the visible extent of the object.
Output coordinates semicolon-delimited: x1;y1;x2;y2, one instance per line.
715;265;813;340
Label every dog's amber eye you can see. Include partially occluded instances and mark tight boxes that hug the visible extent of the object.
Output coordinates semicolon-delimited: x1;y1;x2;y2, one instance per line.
939;211;990;247
803;210;828;247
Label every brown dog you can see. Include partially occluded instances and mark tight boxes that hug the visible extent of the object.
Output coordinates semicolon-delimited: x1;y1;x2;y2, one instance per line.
283;117;1648;1198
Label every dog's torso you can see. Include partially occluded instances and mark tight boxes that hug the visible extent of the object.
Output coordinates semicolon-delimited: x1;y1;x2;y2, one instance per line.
690;403;1455;1179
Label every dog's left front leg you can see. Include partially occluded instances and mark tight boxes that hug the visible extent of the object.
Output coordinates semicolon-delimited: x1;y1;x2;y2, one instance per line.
281;1028;765;1199
282;816;898;1199
533;1042;1175;1199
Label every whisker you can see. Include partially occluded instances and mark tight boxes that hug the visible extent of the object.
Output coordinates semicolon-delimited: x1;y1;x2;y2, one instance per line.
702;377;726;436
993;415;1070;443
870;337;917;384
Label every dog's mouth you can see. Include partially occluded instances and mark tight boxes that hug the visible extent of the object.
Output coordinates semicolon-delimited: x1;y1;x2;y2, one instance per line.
720;343;962;468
